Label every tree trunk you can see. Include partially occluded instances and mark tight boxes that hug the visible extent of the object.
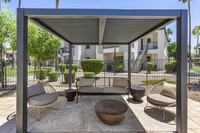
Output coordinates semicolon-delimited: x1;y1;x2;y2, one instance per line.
11;52;15;69
188;0;191;59
56;0;59;9
38;60;42;80
18;0;21;8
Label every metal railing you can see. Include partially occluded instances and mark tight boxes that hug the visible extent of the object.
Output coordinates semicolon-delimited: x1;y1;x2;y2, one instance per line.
1;58;200;89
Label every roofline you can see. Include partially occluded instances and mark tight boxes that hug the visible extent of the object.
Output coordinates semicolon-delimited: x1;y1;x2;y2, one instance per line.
21;8;185;18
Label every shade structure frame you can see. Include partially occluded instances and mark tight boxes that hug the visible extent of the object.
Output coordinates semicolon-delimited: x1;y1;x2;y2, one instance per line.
16;8;188;133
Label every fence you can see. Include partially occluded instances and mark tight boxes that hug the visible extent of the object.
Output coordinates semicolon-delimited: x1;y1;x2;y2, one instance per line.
1;58;200;89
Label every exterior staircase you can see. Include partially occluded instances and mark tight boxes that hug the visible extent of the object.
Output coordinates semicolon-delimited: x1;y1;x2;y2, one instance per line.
132;44;148;73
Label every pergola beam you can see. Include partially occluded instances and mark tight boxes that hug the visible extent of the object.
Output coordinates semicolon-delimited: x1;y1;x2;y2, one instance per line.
99;17;106;45
176;10;188;133
16;9;28;133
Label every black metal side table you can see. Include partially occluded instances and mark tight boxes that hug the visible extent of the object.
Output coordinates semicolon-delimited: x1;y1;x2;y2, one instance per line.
65;88;76;102
130;86;145;102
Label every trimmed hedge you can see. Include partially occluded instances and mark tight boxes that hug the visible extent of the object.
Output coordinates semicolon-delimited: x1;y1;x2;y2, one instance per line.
48;71;58;82
42;66;53;76
66;64;78;72
81;59;104;75
84;72;95;78
63;70;75;84
164;60;177;73
36;70;47;80
59;64;66;73
147;62;154;73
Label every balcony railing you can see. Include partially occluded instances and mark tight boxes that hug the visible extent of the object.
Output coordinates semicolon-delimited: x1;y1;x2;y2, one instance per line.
103;45;119;49
147;42;158;50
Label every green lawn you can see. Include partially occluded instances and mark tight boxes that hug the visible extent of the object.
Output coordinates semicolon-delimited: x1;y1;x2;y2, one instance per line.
5;66;35;77
142;79;176;85
191;68;200;73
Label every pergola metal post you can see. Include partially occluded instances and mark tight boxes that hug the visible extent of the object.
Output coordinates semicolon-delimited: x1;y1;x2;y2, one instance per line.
128;44;131;82
68;44;72;88
176;10;188;133
16;9;28;133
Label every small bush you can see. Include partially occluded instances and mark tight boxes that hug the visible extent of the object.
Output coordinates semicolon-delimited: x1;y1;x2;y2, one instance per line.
106;64;112;71
147;62;154;73
59;64;66;73
84;72;95;78
36;70;47;80
48;71;58;82
113;56;124;72
42;66;53;76
164;60;177;73
66;64;78;72
81;59;104;75
63;70;75;84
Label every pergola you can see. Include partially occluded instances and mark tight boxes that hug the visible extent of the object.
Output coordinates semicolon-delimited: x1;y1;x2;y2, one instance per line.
17;8;188;133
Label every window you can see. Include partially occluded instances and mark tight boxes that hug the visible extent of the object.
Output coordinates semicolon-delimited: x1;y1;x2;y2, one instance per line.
86;45;90;49
86;57;90;59
147;38;151;43
147;56;151;61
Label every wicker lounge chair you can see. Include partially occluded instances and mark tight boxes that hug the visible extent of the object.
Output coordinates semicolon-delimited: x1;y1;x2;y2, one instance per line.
144;81;176;120
27;82;58;120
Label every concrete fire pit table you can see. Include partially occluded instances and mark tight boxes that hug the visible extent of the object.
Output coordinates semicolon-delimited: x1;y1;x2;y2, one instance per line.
94;99;128;125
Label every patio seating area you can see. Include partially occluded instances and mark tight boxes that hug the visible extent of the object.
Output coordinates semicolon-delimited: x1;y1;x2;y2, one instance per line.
1;92;200;133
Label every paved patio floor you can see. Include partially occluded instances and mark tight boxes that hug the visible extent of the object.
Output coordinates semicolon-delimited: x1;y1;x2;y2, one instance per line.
0;95;200;133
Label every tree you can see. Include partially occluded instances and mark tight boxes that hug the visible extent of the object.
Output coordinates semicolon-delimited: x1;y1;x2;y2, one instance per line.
166;28;173;42
167;42;176;59
192;26;200;54
56;0;59;8
28;22;61;79
0;0;11;12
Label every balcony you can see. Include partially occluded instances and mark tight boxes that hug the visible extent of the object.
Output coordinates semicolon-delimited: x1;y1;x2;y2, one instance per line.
103;45;119;53
147;42;158;50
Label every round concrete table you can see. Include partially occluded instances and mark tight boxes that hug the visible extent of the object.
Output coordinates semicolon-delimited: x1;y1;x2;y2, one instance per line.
94;99;128;125
130;86;145;102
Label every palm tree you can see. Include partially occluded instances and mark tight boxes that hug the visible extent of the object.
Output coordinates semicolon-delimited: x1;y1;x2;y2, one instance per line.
192;26;200;55
56;0;59;9
0;0;11;11
18;0;21;8
166;28;173;42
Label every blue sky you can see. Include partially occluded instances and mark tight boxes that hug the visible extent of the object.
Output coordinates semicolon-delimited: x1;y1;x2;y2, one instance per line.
6;0;200;51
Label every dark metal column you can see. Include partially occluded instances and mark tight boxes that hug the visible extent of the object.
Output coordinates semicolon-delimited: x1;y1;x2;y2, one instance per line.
128;44;131;82
68;44;72;88
16;9;28;133
176;10;188;133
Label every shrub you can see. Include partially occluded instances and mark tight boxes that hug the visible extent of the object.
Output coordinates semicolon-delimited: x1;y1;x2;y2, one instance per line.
48;71;58;82
59;64;66;73
81;59;104;75
84;72;95;78
113;56;124;72
106;64;112;71
66;64;78;72
42;66;53;76
36;70;47;80
147;62;154;73
164;60;177;73
63;70;75;84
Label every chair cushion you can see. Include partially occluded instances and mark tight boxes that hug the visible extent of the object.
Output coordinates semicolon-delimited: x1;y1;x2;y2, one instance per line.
79;78;94;87
79;87;102;93
160;82;176;99
28;83;45;99
28;93;58;106
102;87;129;94
147;94;176;106
113;78;128;87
